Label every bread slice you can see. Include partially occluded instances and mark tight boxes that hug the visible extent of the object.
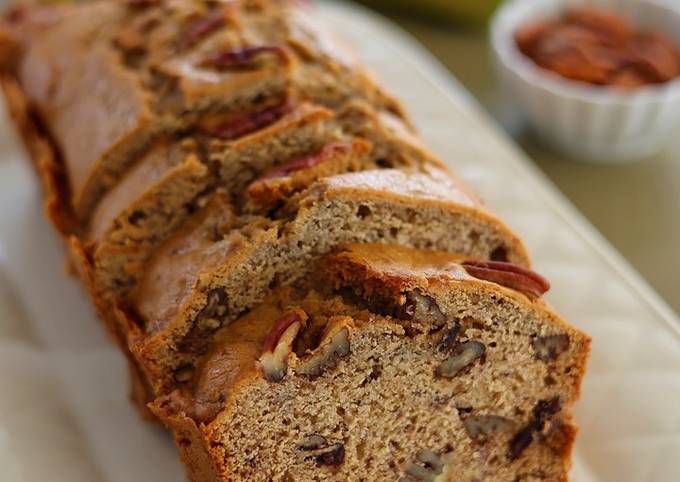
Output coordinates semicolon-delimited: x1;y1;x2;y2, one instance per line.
120;166;530;395
151;243;589;482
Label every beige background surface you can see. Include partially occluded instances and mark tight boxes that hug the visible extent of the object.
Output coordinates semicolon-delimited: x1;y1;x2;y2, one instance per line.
386;15;680;316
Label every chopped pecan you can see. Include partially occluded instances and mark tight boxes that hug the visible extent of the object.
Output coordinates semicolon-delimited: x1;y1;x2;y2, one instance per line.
298;435;345;467
299;434;327;451
435;341;485;378
436;321;461;353
402;449;453;481
533;334;570;361
314;443;344;466
296;326;350;379
178;9;226;51
404;292;447;330
508;397;561;460
200;45;290;70
179;289;227;353
202;97;294;140
461;261;550;298
258;309;306;382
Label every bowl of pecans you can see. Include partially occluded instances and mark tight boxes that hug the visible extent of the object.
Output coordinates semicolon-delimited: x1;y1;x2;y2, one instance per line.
491;0;680;163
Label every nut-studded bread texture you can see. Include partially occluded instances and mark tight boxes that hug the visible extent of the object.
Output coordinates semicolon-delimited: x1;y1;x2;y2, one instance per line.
121;166;530;396
151;243;589;482
2;0;407;221
83;99;434;301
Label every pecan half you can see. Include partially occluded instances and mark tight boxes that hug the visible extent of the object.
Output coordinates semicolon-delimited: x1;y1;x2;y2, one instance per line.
461;261;550;298
200;45;290;70
296;325;350;379
202;97;293;140
533;334;570;361
178;10;226;51
247;142;354;195
258;309;306;382
435;341;485;378
508;397;561;460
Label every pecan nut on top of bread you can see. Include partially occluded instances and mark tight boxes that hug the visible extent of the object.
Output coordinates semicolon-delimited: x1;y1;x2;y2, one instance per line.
152;244;589;482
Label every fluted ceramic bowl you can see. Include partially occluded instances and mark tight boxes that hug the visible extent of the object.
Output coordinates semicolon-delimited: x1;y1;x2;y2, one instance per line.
491;0;680;163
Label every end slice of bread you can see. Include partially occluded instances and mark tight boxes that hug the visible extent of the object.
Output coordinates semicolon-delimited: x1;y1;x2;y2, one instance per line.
151;243;588;482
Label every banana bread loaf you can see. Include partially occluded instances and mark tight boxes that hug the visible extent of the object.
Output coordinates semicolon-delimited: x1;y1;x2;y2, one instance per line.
0;0;589;480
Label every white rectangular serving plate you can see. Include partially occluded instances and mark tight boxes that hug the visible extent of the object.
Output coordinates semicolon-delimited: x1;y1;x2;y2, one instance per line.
0;2;678;481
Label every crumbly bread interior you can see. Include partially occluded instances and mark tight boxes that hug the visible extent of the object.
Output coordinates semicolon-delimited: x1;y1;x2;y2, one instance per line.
217;320;576;482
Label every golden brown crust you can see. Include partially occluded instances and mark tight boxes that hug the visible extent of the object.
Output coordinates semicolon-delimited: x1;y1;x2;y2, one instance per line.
150;401;221;482
0;76;74;234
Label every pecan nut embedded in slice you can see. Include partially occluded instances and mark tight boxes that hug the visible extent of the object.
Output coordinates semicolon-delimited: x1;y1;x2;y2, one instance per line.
258;309;306;382
173;364;195;384
202;97;294;140
178;9;226;51
435;341;485;378
436;321;461;353
298;435;345;467
533;334;570;361
314;443;345;466
200;45;290;70
296;326;350;379
463;415;515;441
246;142;354;196
461;260;550;299
508;397;561;460
404;292;447;330
298;434;327;451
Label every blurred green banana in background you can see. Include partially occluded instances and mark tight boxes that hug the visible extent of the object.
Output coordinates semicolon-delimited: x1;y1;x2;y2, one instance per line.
8;0;502;27
355;0;503;27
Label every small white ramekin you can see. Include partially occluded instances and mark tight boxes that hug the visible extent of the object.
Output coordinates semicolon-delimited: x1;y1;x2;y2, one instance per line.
490;0;680;163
